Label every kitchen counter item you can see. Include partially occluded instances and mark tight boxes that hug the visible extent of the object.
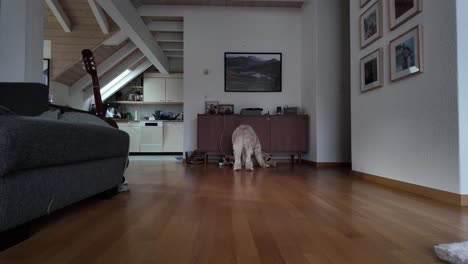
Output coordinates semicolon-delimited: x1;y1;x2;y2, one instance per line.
157;112;180;120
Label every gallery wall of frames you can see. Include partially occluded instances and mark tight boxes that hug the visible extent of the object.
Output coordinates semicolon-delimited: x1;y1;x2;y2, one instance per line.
360;0;423;93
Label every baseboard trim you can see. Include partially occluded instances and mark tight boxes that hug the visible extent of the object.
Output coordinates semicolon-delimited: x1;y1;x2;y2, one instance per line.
351;170;468;206
302;160;352;168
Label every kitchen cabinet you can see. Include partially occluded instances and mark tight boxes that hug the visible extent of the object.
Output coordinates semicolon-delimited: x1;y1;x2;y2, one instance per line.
165;78;183;102
118;121;184;153
197;115;237;154
140;124;164;152
163;122;184;152
270;115;308;153
117;122;140;153
143;74;183;103
143;77;166;102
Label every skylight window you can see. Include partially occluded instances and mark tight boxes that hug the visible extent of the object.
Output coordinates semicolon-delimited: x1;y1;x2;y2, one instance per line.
100;69;132;95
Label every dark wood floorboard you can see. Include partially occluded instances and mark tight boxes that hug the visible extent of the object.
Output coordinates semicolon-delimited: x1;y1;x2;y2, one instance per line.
1;160;468;263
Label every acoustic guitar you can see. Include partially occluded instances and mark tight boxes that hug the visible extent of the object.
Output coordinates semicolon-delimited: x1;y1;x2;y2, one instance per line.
81;49;118;128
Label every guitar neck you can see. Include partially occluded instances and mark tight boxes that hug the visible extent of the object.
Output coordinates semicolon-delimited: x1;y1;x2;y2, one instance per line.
81;49;118;128
91;76;105;119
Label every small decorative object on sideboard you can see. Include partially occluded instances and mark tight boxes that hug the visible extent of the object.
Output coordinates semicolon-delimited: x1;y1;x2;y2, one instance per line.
219;104;234;115
205;101;219;114
283;107;299;115
276;106;282;115
240;108;263;115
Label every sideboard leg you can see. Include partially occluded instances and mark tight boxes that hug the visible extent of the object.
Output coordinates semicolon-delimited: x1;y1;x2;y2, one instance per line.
298;153;302;165
204;153;208;166
290;154;295;164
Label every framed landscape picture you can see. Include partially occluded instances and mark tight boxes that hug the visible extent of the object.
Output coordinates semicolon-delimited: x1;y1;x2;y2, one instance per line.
360;0;383;49
389;0;422;30
225;52;282;92
361;0;372;8
42;59;50;88
390;25;423;82
361;48;383;92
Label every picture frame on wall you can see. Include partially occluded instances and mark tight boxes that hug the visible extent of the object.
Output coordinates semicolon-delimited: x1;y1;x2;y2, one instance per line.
360;48;383;92
360;0;372;8
219;104;234;115
389;0;422;30
225;52;282;92
205;101;219;114
360;0;383;49
390;25;423;82
42;59;50;88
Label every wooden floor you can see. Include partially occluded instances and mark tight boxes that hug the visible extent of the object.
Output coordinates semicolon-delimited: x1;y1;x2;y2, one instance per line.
1;161;468;264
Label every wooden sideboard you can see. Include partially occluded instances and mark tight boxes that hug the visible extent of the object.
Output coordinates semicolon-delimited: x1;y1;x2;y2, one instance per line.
197;114;308;164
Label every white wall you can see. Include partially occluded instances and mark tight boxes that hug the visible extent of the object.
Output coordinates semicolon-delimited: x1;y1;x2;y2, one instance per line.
350;0;460;193
301;0;318;161
0;0;44;83
457;0;468;194
301;0;351;162
139;6;303;152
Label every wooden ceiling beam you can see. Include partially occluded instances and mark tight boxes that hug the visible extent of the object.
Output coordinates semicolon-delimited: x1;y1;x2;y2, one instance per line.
147;21;183;32
165;51;183;58
102;30;128;46
70;42;138;91
96;0;170;74
82;50;145;99
45;0;72;33
159;42;183;51
88;0;110;34
154;32;183;42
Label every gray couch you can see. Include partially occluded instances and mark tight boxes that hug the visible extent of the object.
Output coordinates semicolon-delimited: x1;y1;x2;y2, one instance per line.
0;83;129;245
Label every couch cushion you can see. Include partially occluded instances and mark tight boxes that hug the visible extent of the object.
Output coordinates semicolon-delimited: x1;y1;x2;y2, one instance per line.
0;116;129;177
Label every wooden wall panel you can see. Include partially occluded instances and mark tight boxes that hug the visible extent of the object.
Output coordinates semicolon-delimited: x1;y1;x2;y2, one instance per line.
54;42;126;86
44;0;119;80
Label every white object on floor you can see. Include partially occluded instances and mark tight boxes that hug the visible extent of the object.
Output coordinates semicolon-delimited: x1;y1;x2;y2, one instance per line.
118;182;129;192
119;174;129;192
435;241;468;264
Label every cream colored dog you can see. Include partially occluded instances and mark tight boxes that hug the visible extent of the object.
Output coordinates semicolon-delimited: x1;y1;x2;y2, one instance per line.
232;125;271;171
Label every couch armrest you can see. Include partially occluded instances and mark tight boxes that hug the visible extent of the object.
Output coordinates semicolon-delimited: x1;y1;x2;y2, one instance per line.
0;116;129;177
0;83;49;116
